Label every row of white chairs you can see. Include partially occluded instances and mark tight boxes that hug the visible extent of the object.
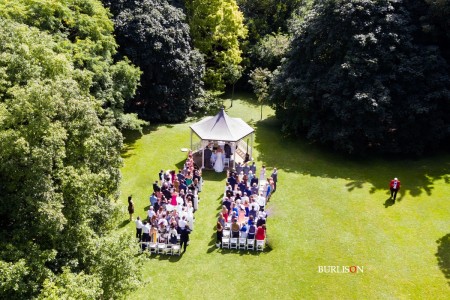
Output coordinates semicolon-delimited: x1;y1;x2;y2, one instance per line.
140;242;182;256
221;237;265;251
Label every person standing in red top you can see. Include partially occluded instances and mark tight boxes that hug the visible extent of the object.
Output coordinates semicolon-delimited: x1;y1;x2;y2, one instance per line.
389;177;401;201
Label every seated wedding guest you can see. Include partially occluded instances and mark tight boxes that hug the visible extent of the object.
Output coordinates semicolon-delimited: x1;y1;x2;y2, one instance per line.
171;191;178;206
248;170;254;181
256;215;266;227
256;224;266;241
230;211;238;223
231;202;239;216
240;223;248;238
243;199;250;217
223;197;232;213
250;175;258;187
169;225;178;245
222;207;229;224
248;215;255;226
248;223;257;239
231;219;240;238
238;180;246;193
248;206;257;220
251;183;259;195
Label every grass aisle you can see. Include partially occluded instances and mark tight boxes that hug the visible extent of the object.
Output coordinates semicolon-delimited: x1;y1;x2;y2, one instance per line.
120;96;450;299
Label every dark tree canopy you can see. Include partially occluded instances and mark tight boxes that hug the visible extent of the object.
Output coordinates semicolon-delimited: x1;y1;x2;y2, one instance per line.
0;1;143;298
270;0;450;155
105;0;205;122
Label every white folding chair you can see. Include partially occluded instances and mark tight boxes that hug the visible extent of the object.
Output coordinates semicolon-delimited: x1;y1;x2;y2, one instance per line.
256;239;265;251
230;238;238;249
157;243;166;254
246;239;255;250
238;238;247;250
163;244;173;255
223;230;230;238
222;237;230;249
139;242;149;253
171;244;181;256
149;242;157;254
224;158;230;168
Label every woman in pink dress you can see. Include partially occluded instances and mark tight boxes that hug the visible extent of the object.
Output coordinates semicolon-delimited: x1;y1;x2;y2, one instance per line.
171;191;178;206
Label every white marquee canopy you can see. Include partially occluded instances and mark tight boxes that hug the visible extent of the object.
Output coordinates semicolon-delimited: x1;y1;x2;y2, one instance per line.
189;108;254;168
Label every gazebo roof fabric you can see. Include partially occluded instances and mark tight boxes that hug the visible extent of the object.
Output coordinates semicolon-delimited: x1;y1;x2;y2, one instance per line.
190;108;254;142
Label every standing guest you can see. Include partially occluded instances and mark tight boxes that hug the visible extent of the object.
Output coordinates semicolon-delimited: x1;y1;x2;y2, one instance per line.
218;213;226;228
150;226;158;243
227;173;237;190
158;170;164;185
149;192;158;207
127;196;134;221
236;162;242;175
180;225;191;252
177;169;185;182
244;162;250;174
173;177;180;192
135;216;143;241
179;180;187;194
171;191;178;206
223;197;232;214
271;168;278;192
216;221;223;247
147;206;155;221
259;165;266;183
256;224;266;241
153;180;161;192
142;220;151;242
250;161;257;174
389;177;401;201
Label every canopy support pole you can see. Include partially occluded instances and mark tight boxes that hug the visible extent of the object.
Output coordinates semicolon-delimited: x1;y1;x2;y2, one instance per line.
233;142;236;170
250;133;254;160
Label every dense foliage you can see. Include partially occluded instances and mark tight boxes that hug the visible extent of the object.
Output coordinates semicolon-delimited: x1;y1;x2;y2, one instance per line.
185;0;248;91
0;1;142;298
105;0;205;122
270;0;450;155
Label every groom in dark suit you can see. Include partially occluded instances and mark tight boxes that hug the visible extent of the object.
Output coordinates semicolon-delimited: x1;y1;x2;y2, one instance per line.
204;146;212;168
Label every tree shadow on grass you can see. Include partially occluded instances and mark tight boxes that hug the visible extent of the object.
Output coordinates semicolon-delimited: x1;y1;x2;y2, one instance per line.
117;219;130;229
254;116;450;199
436;233;450;286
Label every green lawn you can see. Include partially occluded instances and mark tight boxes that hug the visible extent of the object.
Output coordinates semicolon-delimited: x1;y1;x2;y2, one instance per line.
120;95;450;299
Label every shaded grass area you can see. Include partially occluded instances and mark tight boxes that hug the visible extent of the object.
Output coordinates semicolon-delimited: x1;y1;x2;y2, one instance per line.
120;95;450;299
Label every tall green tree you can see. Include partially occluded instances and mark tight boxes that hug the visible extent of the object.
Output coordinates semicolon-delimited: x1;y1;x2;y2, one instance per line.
185;0;248;91
0;0;144;130
104;0;205;122
0;12;142;300
249;67;272;119
270;0;450;155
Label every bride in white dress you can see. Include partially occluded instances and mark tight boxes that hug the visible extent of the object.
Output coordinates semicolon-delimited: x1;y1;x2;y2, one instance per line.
214;148;224;172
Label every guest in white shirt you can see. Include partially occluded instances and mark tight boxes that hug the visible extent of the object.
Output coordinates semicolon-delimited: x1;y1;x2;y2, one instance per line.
135;216;143;241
